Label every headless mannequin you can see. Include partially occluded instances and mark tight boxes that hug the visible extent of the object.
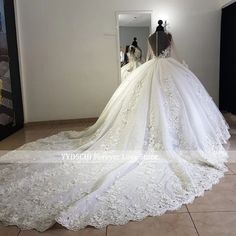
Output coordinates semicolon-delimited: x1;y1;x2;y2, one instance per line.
131;37;142;59
132;37;138;47
148;20;172;56
156;20;164;31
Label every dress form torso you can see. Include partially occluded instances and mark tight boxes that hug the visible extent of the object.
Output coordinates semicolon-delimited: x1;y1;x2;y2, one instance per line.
127;46;142;63
148;31;172;57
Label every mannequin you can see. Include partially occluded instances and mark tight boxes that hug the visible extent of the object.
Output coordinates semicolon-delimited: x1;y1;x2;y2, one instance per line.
156;20;164;32
131;37;142;60
124;45;130;65
131;37;138;47
148;20;172;56
120;43;142;82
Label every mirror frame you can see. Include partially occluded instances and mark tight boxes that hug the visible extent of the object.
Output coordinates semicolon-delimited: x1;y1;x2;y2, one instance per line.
115;10;152;84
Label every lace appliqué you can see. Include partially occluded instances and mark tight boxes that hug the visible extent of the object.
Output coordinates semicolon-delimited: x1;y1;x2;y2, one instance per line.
158;47;171;58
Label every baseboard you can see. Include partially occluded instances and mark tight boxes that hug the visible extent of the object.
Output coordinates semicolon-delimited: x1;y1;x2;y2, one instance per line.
25;117;98;127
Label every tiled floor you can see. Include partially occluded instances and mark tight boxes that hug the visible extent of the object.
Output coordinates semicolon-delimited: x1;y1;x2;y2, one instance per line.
0;119;236;236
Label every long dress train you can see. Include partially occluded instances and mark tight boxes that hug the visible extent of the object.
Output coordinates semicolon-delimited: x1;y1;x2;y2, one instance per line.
0;34;230;231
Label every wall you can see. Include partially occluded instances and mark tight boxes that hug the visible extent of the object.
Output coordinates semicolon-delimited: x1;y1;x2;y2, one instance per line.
14;0;222;122
119;26;150;60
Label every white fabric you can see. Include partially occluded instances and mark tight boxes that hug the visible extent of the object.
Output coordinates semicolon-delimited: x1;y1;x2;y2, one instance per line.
121;46;142;82
0;49;230;232
120;51;124;63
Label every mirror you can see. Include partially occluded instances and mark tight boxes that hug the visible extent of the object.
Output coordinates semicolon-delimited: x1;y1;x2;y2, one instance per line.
117;12;151;83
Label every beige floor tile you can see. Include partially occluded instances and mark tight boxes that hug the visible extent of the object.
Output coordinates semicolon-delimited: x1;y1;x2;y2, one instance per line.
24;123;57;131
0;128;54;151
228;150;236;163
229;139;236;148
191;212;236;236
0;138;25;151
229;129;236;135
225;167;235;175
0;150;9;157
52;127;86;134
0;226;20;236
107;213;197;236
0;129;26;150
228;134;236;162
227;163;236;174
52;123;91;133
225;163;235;175
20;129;55;143
229;132;236;140
187;175;236;212
19;226;106;236
231;145;236;154
166;204;188;213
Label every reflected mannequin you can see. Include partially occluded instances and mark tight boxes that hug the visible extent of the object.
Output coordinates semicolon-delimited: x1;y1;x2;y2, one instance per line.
121;38;142;82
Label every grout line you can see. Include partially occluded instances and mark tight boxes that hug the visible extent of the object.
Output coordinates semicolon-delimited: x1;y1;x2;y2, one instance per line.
188;212;200;236
106;226;108;236
186;205;200;236
17;229;21;236
185;210;236;213
166;211;189;214
226;164;234;173
227;166;236;175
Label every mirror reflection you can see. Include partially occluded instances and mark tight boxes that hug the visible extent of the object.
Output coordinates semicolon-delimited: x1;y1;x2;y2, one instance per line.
118;13;151;82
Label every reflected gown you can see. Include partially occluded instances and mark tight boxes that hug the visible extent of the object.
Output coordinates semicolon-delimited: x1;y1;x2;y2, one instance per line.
121;45;142;82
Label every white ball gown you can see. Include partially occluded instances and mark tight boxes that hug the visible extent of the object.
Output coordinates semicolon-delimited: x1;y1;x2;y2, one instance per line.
120;45;142;82
0;32;230;232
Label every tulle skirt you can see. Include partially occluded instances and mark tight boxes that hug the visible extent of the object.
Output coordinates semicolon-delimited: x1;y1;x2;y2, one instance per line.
121;61;142;82
0;57;230;231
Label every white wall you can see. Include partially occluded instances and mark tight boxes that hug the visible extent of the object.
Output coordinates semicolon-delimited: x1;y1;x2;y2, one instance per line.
119;26;150;60
14;0;222;122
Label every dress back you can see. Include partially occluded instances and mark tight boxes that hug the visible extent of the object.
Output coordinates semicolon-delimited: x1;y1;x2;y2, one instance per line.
148;31;172;58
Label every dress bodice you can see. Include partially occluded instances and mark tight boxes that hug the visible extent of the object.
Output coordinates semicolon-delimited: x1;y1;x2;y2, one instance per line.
127;45;142;62
148;31;172;58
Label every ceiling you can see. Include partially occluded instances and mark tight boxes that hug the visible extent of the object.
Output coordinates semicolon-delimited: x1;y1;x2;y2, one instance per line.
117;1;235;28
119;13;151;27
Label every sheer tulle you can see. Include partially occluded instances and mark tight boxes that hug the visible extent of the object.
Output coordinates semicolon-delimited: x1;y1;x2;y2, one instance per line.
0;56;230;231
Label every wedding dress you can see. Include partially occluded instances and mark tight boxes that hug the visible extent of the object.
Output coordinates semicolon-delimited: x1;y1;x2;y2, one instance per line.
0;31;230;232
121;45;142;82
